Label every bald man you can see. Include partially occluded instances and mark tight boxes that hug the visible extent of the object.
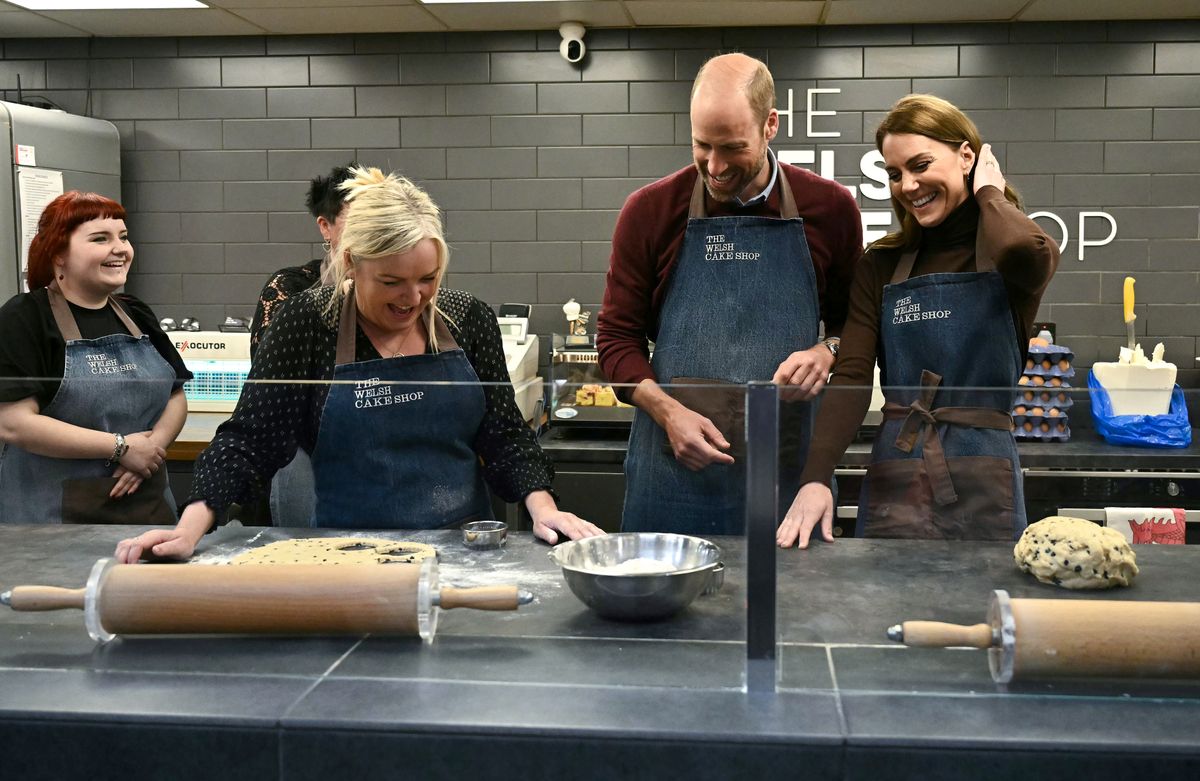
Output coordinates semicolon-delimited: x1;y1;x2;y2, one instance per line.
597;53;863;535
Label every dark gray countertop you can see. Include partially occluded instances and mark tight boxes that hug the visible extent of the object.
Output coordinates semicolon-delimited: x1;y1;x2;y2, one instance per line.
1;524;1199;780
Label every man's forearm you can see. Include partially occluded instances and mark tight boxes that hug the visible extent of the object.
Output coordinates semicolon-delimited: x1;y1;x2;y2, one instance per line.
630;378;683;430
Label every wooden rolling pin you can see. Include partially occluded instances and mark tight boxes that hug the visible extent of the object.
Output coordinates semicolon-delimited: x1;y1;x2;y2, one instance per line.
888;590;1200;683
1;558;531;642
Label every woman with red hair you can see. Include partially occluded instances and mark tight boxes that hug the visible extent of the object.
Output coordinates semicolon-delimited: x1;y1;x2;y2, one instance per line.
0;191;192;524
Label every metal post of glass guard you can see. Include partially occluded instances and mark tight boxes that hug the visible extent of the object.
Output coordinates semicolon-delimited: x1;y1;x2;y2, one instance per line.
744;381;778;693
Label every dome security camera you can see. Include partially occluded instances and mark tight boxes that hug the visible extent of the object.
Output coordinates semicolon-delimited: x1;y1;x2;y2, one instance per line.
559;21;586;64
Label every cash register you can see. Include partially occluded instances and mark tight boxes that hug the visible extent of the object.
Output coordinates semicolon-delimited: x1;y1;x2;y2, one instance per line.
497;303;544;424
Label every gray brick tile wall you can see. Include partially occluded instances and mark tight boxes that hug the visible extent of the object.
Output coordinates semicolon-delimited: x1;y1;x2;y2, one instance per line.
492;179;581;211
134;58;220;89
5;23;1196;369
221;56;308;87
311;118;399;148
180;150;267;181
492;115;581;147
419;179;491;211
268;87;355;118
401;116;490;148
223;118;310;150
181;212;268;243
1057;43;1154;75
179;88;265;119
310;55;398;86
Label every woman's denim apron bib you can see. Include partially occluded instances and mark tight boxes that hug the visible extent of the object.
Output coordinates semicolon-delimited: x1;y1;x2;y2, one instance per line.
858;235;1026;540
308;291;493;529
0;285;176;524
622;173;820;535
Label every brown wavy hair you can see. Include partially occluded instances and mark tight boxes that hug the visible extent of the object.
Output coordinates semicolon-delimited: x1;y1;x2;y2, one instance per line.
872;94;1021;252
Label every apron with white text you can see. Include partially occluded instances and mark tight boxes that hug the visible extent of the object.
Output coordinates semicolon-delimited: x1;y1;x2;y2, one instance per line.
858;236;1026;540
0;285;176;524
308;292;493;529
622;173;820;535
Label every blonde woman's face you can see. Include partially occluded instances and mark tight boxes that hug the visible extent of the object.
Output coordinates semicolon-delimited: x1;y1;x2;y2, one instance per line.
352;238;440;335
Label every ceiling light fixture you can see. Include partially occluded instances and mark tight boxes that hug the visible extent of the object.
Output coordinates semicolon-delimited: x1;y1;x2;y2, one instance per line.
7;1;208;9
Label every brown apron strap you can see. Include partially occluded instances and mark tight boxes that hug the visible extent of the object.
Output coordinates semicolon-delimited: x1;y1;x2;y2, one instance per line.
335;288;357;366
776;168;799;220
880;369;1014;507
335;285;459;365
431;308;460;352
688;175;707;219
890;249;919;285
46;283;142;341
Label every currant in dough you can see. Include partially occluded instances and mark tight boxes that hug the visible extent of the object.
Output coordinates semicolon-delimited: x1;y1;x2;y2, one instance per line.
1013;516;1138;590
232;537;437;565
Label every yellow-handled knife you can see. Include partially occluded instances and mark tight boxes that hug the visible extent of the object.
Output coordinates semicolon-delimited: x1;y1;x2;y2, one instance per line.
1123;276;1136;350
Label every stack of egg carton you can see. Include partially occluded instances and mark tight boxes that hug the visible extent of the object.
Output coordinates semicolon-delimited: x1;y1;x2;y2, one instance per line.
1013;341;1074;441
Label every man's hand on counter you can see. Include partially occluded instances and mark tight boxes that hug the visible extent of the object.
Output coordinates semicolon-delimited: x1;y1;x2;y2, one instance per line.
525;489;606;544
772;343;835;402
777;481;835;549
114;502;213;563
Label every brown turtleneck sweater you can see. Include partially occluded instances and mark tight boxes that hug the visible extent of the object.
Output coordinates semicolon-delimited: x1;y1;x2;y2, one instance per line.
798;185;1060;488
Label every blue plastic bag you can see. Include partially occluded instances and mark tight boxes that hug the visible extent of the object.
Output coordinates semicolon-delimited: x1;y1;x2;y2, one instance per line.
1087;370;1193;448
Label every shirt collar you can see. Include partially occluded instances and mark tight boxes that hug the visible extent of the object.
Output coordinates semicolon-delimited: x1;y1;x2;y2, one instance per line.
734;147;778;207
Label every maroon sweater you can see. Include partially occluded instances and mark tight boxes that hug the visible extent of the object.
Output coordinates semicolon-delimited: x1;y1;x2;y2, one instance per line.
596;162;863;394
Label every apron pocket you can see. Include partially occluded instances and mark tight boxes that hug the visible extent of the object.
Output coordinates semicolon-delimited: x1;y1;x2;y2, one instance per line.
863;456;1014;541
61;469;176;525
663;377;745;461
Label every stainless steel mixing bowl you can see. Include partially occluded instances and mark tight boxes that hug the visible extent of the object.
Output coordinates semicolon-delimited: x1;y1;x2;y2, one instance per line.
548;533;722;621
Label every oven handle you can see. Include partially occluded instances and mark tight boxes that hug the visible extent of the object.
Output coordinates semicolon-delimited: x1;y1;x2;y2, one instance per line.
1024;470;1200;479
1056;507;1200;523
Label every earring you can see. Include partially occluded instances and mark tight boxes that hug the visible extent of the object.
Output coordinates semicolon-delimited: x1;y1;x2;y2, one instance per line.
58;273;64;280
322;240;332;253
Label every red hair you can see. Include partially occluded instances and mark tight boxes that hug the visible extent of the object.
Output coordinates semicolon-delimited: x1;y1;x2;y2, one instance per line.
26;191;127;290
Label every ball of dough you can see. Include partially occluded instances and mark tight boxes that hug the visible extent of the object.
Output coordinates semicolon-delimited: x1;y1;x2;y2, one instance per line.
1014;516;1138;589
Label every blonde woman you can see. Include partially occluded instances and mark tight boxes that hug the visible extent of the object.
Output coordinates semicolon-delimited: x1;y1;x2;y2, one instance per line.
116;167;601;561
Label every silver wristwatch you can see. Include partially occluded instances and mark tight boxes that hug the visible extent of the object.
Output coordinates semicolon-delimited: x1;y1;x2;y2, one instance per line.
105;432;128;468
822;338;840;358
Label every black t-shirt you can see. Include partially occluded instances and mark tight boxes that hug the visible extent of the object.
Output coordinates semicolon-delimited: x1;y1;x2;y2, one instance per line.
0;288;193;407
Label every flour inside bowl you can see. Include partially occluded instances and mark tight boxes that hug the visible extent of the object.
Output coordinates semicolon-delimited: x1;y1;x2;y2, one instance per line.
589;557;678;575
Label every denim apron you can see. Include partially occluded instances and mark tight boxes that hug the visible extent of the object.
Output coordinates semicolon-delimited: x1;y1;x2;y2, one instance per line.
0;285;176;524
308;291;493;529
857;234;1025;540
622;173;820;535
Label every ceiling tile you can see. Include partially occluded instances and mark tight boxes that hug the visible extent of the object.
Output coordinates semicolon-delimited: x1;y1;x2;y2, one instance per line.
624;1;823;27
1019;0;1200;21
826;0;1027;25
208;0;412;8
0;9;89;35
421;1;631;31
230;5;446;33
37;9;266;35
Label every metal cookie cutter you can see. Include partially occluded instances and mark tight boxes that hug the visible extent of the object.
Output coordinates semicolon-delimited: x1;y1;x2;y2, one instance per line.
702;562;725;595
462;520;508;550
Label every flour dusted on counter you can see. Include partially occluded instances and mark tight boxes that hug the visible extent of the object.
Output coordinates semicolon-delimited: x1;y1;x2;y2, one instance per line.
590;557;677;575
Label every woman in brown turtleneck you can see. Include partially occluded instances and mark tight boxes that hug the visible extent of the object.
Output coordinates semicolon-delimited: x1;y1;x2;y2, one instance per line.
777;94;1059;548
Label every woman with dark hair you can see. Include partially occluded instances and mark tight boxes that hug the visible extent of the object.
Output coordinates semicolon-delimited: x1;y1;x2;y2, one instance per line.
777;94;1059;546
0;191;192;523
249;163;356;355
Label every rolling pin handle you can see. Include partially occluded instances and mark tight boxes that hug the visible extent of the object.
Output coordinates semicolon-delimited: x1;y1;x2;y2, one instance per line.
894;620;996;649
517;589;534;606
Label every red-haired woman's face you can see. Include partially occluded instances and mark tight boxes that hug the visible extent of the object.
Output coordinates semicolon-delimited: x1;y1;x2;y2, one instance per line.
57;217;133;295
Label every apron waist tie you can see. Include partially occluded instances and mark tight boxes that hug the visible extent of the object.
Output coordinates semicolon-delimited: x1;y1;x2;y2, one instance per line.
881;369;1015;506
